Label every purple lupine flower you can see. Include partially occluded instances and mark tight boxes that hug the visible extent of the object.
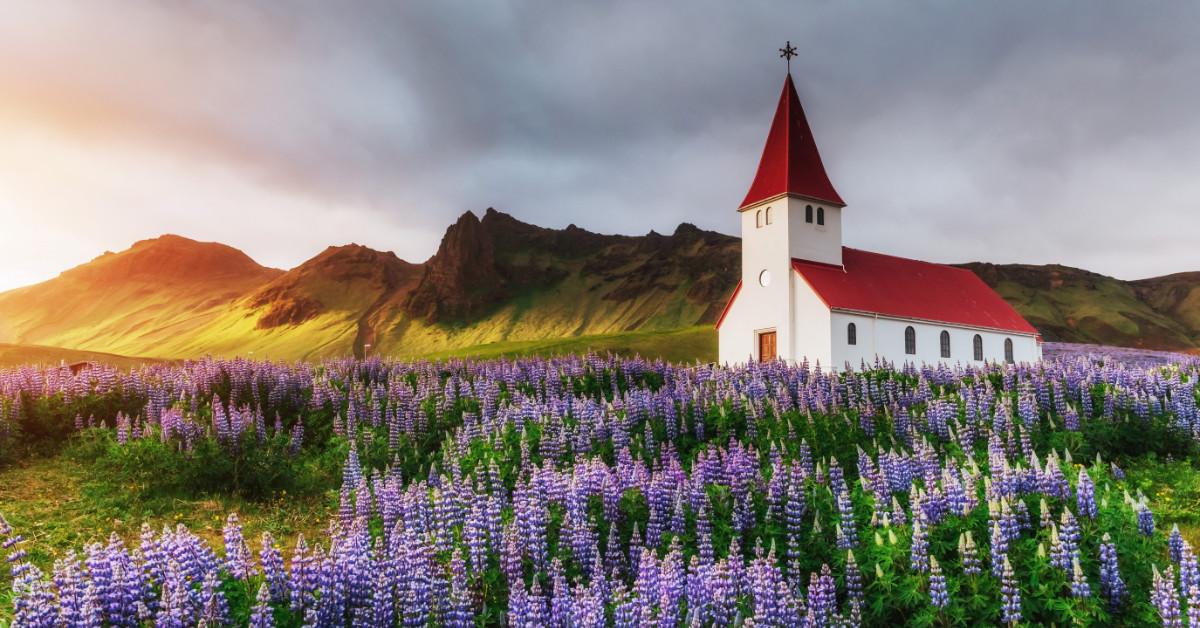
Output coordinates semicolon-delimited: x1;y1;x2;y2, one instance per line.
929;555;949;609
372;567;395;627
249;583;275;628
1076;469;1097;519
707;559;737;627
910;518;930;573
959;531;981;576
612;583;638;628
1000;557;1022;625
571;582;605;628
260;532;287;603
804;564;837;628
1063;406;1080;431
1138;502;1156;537
1153;565;1182;628
845;550;863;608
1070;557;1091;598
836;485;858;550
289;419;304;455
549;558;571;627
51;551;86;625
446;549;474;627
1052;510;1081;572
288;534;314;615
999;499;1020;543
990;521;1008;578
660;540;686;625
1188;583;1200;628
1098;533;1126;610
1171;525;1186;564
199;570;230;626
222;513;252;580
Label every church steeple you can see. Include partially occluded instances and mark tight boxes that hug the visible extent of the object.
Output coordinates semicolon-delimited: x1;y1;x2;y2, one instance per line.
740;74;843;210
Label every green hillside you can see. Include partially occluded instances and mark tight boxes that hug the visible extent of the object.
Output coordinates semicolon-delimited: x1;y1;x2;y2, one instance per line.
0;210;737;361
1;208;1198;362
962;262;1200;351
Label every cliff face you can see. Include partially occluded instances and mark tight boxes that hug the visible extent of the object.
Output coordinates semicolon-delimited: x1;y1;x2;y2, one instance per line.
404;211;507;322
403;208;738;327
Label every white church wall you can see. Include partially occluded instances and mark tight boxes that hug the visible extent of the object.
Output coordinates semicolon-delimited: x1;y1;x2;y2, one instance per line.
790;272;832;367
718;199;795;364
829;311;1041;370
717;292;755;364
830;312;878;370
786;196;842;266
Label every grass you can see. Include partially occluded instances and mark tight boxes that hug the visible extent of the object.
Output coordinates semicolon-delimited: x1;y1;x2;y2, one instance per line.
1124;457;1200;547
0;453;332;573
415;325;717;363
0;343;163;369
0;325;719;367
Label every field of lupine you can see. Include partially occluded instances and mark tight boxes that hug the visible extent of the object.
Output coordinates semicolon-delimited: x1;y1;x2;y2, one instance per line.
0;346;1199;625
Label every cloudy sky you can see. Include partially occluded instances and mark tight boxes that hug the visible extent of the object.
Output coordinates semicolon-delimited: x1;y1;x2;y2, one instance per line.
1;1;1198;290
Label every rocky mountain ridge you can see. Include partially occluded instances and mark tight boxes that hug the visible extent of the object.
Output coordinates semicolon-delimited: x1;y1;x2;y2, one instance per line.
0;210;1196;360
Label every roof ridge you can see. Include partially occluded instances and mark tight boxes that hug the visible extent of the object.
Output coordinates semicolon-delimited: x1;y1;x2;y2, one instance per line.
840;247;974;273
791;248;1039;335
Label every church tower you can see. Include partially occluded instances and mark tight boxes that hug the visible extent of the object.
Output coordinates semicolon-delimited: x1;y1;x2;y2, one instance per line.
720;68;844;363
740;72;845;268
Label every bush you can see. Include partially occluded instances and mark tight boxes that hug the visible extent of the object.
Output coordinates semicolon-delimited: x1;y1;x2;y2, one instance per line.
69;428;338;500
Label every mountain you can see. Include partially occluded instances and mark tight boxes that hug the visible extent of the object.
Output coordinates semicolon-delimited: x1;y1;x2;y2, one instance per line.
0;210;738;360
0;235;282;357
960;263;1200;351
1;211;1197;361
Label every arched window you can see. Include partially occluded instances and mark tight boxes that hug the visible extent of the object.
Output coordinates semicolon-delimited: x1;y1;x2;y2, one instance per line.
973;334;984;361
805;205;814;223
847;322;857;346
817;206;825;225
765;206;772;225
1004;338;1014;364
939;330;951;358
755;210;762;228
904;326;916;355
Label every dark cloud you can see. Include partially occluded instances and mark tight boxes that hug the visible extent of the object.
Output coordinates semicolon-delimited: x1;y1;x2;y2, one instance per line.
0;0;1198;283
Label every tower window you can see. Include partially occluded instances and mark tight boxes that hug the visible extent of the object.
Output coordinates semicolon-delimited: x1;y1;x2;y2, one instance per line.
1004;338;1014;364
940;330;951;358
756;210;762;228
765;206;772;225
805;205;813;223
904;326;916;355
973;334;983;361
847;322;857;346
817;206;825;226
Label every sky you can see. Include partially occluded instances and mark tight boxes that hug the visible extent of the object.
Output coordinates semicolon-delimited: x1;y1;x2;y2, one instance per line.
1;1;1199;290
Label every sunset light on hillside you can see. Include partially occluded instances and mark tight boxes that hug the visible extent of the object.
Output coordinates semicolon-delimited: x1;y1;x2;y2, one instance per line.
3;3;1200;626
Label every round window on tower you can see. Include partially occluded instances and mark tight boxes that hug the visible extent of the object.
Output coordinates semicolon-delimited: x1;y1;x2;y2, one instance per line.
758;269;771;287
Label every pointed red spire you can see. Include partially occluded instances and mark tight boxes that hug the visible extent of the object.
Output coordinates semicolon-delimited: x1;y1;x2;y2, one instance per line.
740;74;844;209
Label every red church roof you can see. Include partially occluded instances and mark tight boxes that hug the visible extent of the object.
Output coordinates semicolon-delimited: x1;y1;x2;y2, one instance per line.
791;248;1040;335
740;74;844;209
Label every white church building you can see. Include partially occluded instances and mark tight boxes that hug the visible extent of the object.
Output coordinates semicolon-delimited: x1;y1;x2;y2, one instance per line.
717;72;1042;368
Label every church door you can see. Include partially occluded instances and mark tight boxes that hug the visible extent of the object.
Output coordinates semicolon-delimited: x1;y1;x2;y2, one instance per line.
758;331;777;362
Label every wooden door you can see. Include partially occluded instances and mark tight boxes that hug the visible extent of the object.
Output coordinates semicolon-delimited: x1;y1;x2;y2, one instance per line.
758;331;777;362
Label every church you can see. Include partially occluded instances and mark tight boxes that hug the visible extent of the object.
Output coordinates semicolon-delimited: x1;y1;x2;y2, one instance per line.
717;67;1042;368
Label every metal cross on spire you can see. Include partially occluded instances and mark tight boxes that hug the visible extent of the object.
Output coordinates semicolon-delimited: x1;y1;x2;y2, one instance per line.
779;40;797;74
